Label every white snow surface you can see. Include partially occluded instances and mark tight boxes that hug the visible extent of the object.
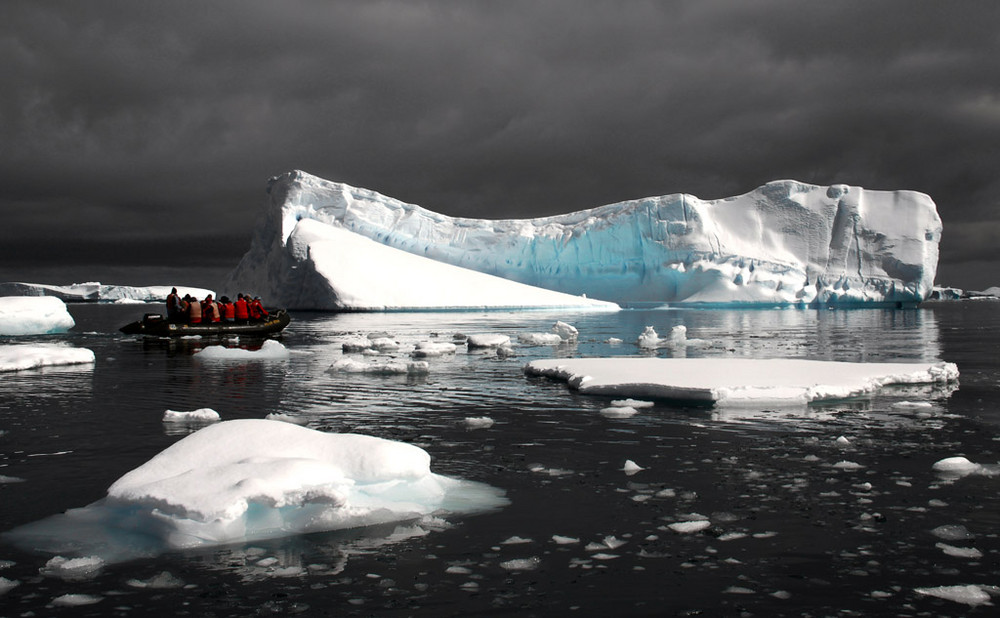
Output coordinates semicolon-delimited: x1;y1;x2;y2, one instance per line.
0;297;75;335
0;344;95;372
103;420;507;548
0;282;212;303
194;340;290;361
223;170;942;308
524;358;959;406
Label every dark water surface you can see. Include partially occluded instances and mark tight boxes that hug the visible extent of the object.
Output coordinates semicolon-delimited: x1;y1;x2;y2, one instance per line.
1;301;999;616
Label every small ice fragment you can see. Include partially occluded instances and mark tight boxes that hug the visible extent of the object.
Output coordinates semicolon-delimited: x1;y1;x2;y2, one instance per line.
499;557;540;571
833;461;863;470
932;456;980;476
501;536;533;545
467;334;511;349
892;401;933;408
835;436;851;445
51;593;103;607
463;417;494;429
935;543;983;559
0;576;19;595
771;590;792;600
411;341;457;357
446;566;472;575
718;532;748;542
0;475;25;484
518;332;564;346
669;520;711;534
654;488;676;498
591;553;619;560
40;556;104;580
552;535;580;545
126;571;186;589
914;584;992;606
601;406;638;418
606;337;623;345
163;408;221;423
724;586;755;594
610;399;654;408
931;525;974;541
622;460;644;475
552;321;578;341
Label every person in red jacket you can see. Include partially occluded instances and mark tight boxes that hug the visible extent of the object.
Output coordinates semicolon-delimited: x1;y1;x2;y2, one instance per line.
185;294;202;324
234;293;250;323
202;295;221;323
220;296;236;323
249;296;269;321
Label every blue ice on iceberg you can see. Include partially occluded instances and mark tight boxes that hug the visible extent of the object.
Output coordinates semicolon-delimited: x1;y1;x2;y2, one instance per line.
223;171;942;309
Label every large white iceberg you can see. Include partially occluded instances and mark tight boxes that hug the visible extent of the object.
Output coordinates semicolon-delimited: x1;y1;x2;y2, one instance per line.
524;358;959;406
0;297;75;335
223;170;941;309
4;420;507;562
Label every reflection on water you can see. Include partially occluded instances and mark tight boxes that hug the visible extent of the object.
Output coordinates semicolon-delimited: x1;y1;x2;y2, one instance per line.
2;302;998;617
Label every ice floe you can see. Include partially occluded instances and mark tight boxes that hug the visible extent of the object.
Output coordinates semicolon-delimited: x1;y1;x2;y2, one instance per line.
329;358;430;375
162;408;221;423
524;358;959;406
3;420;508;563
0;296;75;335
0;343;95;372
194;340;290;361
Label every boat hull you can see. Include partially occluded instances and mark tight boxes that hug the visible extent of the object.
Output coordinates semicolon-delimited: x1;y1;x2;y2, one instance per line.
120;310;290;337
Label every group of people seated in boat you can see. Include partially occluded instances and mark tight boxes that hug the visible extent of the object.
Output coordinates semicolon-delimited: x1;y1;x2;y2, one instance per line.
165;288;269;325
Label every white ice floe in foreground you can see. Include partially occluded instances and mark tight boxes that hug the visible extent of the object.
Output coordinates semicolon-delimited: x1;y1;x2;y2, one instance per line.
224;170;941;308
194;340;290;361
3;420;507;562
0;343;95;372
524;358;959;406
0;297;75;335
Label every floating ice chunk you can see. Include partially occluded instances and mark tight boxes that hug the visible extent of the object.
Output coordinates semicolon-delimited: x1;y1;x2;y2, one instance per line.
40;556;104;580
611;399;655;408
552;321;578;341
329;358;430;375
932;456;981;476
51;593;103;607
195;340;290;361
463;417;494;430
935;542;983;559
341;337;373;352
500;557;540;571
467;334;511;348
669;520;711;534
606;337;623;345
0;297;75;335
552;535;580;545
601;406;638;418
126;571;186;589
411;341;457;357
833;461;864;470
724;586;756;594
0;475;25;484
446;565;472;575
622;459;644;475
369;337;399;351
836;436;851;446
0;344;95;373
163;408;221;423
5;420;507;562
0;576;20;595
637;325;689;349
524;358;959;406
914;584;992;606
518;332;564;345
501;536;533;545
931;524;974;541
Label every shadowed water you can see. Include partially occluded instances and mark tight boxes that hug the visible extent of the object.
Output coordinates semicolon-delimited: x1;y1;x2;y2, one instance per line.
1;301;998;616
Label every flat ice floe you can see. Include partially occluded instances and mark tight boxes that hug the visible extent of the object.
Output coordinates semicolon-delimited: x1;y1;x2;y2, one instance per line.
0;297;75;335
4;420;508;563
0;343;95;372
524;358;959;406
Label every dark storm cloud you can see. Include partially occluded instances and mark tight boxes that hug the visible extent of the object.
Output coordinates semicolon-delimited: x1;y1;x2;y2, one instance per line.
1;0;998;287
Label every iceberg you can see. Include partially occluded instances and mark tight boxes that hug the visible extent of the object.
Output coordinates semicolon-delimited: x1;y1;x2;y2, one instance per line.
0;297;75;335
223;170;941;309
523;358;959;406
3;420;507;563
0;282;213;303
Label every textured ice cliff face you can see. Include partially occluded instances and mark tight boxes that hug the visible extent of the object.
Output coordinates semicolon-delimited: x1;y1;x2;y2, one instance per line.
223;170;942;309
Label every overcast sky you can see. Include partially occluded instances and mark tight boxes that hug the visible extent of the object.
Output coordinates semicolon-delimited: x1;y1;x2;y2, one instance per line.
2;1;998;289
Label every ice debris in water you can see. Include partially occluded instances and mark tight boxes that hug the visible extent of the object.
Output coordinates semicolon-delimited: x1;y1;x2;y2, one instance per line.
126;571;186;589
893;400;933;408
552;535;580;545
411;341;457;357
832;461;864;470
500;536;533;545
264;413;309;425
51;593;103;607
0;343;95;373
463;417;494;430
329;358;430;375
499;557;540;571
622;460;644;475
0;577;20;595
518;332;564;345
195;340;290;361
935;542;983;559
914;584;993;607
162;408;221;423
0;297;75;335
669;520;712;534
932;456;982;476
611;399;654;408
40;556;104;581
931;524;974;541
601;406;638;418
836;436;851;446
637;325;688;349
466;334;511;348
4;420;508;563
585;536;627;551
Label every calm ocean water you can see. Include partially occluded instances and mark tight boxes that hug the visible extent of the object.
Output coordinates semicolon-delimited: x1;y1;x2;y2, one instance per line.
1;300;999;616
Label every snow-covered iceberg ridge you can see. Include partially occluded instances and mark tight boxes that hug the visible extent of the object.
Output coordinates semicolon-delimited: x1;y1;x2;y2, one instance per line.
0;282;213;303
4;420;508;563
223;170;941;309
